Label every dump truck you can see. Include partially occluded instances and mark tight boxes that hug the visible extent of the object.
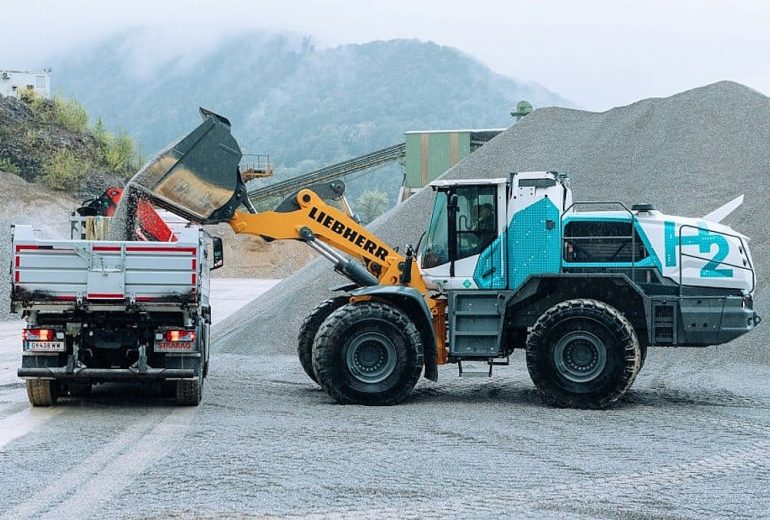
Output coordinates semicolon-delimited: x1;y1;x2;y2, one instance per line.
12;209;224;406
100;109;761;408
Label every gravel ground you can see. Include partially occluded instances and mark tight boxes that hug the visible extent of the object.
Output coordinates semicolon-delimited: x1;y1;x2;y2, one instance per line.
1;82;770;519
0;346;769;519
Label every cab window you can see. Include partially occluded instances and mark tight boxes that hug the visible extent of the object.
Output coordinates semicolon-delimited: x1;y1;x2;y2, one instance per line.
454;186;497;261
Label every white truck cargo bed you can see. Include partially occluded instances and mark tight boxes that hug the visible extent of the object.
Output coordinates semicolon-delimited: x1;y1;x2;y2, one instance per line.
11;225;208;309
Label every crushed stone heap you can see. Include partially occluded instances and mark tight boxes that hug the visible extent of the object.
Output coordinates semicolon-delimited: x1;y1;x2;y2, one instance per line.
216;81;770;362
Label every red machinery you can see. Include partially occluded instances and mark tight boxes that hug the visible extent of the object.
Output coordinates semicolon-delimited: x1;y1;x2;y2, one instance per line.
77;187;177;242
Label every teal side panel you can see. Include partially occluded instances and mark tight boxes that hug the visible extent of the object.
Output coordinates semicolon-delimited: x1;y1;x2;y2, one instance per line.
507;198;561;290
473;234;506;289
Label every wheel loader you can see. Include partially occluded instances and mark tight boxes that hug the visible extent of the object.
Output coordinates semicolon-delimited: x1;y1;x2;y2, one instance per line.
126;109;760;408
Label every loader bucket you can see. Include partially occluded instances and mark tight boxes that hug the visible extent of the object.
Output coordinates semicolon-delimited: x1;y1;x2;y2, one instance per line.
127;108;251;224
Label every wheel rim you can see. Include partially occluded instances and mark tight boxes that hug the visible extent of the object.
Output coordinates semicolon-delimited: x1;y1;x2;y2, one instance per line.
346;331;398;384
553;331;607;383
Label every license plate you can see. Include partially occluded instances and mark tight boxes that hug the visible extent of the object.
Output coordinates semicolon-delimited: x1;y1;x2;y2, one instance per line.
155;341;193;352
24;341;65;352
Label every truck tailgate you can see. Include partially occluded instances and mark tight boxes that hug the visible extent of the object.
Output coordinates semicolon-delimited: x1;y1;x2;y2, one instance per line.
12;225;200;304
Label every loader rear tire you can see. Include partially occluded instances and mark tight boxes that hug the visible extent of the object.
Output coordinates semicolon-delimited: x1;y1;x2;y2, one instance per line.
313;302;423;406
526;299;641;409
26;379;58;407
297;296;349;384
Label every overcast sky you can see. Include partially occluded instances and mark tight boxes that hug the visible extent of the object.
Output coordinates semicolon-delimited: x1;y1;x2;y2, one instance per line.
1;0;767;110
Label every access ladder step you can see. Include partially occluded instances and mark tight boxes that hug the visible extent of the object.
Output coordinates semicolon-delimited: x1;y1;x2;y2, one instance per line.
457;357;509;378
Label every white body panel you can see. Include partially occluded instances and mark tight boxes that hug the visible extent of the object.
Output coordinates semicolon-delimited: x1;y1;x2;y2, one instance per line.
420;171;754;294
633;210;754;292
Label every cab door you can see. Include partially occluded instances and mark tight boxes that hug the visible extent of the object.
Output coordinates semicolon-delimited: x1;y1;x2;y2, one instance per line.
420;181;507;291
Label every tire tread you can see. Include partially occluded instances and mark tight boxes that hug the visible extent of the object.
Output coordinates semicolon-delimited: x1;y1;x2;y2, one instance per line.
526;298;641;409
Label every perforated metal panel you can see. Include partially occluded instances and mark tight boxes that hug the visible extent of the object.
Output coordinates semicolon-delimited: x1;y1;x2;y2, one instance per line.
506;197;561;290
449;291;504;356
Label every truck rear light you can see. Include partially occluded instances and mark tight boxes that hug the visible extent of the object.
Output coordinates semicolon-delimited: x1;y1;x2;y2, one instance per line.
23;328;66;352
23;328;56;341
163;330;196;342
154;329;197;353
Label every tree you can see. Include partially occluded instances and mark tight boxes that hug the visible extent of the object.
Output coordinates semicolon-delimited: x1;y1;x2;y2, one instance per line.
356;190;389;224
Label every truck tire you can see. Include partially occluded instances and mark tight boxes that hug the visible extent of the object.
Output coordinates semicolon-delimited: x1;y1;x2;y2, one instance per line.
176;379;202;406
26;379;58;406
313;302;423;406
526;299;641;409
297;296;349;384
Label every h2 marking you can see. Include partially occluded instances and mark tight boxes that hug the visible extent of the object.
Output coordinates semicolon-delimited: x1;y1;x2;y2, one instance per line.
664;221;732;278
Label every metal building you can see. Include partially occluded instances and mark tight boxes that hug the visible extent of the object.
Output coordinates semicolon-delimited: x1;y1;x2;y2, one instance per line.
400;128;504;201
0;70;51;99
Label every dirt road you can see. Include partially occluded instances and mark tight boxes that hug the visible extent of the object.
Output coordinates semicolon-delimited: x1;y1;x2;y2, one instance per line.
0;280;768;519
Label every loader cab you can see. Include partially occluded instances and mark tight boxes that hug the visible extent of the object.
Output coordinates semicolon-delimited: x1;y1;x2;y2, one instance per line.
420;178;508;290
420;172;572;292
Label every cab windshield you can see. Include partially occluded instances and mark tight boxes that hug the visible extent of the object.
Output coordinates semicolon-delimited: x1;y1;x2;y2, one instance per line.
421;186;497;269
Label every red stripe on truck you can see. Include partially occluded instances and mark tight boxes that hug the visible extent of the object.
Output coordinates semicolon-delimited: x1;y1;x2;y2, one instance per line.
126;246;197;254
87;293;125;299
93;246;121;252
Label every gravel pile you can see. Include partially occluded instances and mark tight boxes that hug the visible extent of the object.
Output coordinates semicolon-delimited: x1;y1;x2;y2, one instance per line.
216;81;770;363
0;172;77;320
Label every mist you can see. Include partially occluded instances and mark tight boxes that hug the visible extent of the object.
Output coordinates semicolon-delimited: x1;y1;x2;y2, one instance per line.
1;0;769;110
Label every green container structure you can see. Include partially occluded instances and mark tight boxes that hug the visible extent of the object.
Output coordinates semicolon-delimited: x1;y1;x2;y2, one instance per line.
401;129;503;201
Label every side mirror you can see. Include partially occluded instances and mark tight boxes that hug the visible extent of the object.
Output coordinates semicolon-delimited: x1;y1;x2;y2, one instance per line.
211;237;224;270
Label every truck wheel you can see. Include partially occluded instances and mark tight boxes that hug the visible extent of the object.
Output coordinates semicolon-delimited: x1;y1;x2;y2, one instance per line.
176;379;202;406
526;299;641;409
297;296;349;384
313;302;423;406
26;380;58;406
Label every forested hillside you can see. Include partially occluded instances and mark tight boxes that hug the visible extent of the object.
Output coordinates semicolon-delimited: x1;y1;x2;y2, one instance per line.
53;33;569;179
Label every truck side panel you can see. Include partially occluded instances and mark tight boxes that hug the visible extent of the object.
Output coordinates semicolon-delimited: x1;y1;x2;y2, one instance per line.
12;225;201;305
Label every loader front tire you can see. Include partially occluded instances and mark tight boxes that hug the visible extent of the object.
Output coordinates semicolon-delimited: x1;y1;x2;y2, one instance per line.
526;299;641;409
313;302;423;406
297;296;349;384
26;379;58;407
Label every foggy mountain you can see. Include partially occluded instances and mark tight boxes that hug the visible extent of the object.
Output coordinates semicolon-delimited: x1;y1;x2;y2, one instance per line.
51;32;569;181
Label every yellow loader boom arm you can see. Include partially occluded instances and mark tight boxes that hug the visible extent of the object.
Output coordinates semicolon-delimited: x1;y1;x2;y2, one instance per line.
123;108;448;373
228;186;427;292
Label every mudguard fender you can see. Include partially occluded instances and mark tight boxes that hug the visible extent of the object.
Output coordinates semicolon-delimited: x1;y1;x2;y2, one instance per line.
349;285;438;382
